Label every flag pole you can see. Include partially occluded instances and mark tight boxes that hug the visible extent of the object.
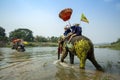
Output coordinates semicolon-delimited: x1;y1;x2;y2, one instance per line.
68;20;71;27
80;14;82;26
80;20;82;26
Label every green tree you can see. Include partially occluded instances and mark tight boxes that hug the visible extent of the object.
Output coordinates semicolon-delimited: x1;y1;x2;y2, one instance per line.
0;26;8;47
111;38;120;45
0;27;5;37
34;36;59;42
49;36;59;43
34;35;48;42
9;28;34;42
0;26;8;41
116;38;120;43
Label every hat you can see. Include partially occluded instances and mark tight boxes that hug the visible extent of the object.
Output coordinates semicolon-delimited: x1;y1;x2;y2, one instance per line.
64;26;68;29
74;23;80;26
64;25;69;29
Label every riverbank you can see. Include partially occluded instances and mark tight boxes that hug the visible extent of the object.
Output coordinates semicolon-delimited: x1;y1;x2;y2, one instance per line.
4;42;58;47
26;42;58;47
95;44;120;50
2;38;120;50
95;38;120;50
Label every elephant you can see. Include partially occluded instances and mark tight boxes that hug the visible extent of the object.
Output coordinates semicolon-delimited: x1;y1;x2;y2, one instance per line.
58;35;104;71
12;43;25;52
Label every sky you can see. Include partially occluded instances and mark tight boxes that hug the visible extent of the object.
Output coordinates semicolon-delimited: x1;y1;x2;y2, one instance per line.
0;0;120;43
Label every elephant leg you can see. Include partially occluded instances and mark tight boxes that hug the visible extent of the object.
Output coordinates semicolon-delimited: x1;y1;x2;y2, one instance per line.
69;52;74;64
78;51;87;69
61;51;68;62
88;57;104;71
80;58;86;69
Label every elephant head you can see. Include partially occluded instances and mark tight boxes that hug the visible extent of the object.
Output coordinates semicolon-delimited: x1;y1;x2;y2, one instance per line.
58;35;104;71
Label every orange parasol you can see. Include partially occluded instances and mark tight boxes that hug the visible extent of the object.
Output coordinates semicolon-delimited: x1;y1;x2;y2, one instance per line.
12;39;21;43
59;8;73;21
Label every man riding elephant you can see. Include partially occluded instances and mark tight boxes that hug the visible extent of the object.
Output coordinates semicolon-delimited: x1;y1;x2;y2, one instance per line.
63;24;82;48
68;23;82;43
58;26;104;71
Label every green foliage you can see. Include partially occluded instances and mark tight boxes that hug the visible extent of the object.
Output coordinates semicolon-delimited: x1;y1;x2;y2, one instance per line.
110;38;120;50
50;36;58;43
34;35;48;42
111;38;120;45
25;42;58;47
97;38;120;50
0;26;5;37
0;26;8;47
9;28;34;42
0;26;8;41
34;35;59;43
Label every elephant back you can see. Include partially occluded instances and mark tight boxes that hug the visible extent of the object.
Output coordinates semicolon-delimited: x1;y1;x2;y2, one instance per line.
70;36;91;44
69;36;93;55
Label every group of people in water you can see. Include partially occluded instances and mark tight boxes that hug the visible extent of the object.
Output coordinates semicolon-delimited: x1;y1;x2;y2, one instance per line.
12;39;25;52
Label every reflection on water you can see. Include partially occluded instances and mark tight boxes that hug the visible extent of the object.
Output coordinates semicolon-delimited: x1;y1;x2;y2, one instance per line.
55;60;119;80
0;48;32;67
8;52;31;63
55;66;118;80
94;48;120;75
0;47;120;80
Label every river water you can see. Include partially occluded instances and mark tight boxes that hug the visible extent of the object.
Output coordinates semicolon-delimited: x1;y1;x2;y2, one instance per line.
0;47;120;80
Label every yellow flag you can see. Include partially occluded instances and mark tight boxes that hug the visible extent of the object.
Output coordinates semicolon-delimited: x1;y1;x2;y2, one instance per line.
81;13;89;23
23;41;28;45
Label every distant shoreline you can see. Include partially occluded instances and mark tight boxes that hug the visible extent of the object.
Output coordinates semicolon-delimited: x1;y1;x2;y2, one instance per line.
1;41;120;50
3;42;58;48
94;44;120;50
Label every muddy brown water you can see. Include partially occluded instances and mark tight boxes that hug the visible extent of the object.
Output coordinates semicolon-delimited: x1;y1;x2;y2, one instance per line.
0;47;120;80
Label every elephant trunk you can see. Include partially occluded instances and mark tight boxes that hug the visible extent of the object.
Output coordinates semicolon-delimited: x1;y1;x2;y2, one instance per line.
57;44;63;60
57;47;61;60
